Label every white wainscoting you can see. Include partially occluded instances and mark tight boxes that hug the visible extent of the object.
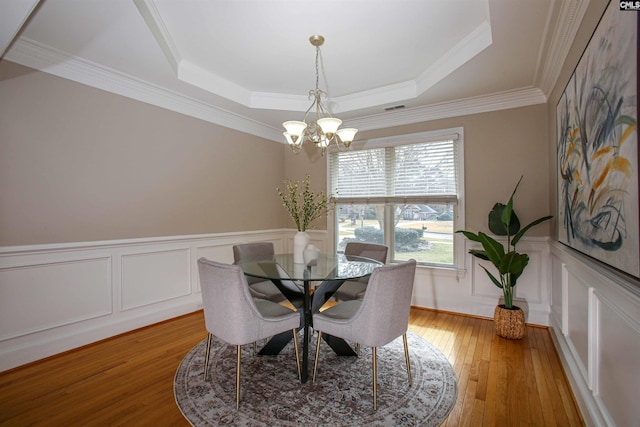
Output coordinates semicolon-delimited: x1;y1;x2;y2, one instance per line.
412;237;552;325
549;242;640;427
0;231;552;372
0;229;320;372
0;256;112;340
7;230;638;424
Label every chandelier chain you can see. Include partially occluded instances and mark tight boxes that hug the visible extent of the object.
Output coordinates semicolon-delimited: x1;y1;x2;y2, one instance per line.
315;45;320;93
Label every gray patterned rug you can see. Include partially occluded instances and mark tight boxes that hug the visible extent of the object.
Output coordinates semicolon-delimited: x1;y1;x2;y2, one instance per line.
174;332;457;426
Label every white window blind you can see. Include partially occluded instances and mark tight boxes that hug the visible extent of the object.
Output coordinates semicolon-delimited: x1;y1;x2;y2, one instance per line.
330;138;458;204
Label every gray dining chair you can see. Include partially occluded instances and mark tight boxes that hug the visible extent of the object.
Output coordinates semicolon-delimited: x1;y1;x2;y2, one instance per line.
197;258;301;409
332;242;388;301
312;259;416;410
233;242;287;303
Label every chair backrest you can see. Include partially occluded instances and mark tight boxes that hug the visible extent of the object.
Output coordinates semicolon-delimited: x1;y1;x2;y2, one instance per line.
197;257;267;346
233;242;275;285
344;242;388;263
344;242;388;284
348;259;416;347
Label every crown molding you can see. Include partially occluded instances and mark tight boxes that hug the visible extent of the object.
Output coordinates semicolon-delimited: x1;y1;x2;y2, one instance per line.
177;59;253;106
348;87;547;131
536;0;590;96
416;20;493;95
133;0;181;74
6;38;547;143
133;0;494;115
332;81;418;113
5;38;283;142
329;20;493;114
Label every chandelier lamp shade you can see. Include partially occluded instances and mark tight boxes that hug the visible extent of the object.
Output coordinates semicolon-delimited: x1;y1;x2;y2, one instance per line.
283;35;358;155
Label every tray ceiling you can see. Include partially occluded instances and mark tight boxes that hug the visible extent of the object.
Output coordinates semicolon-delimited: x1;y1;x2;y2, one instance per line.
2;0;589;142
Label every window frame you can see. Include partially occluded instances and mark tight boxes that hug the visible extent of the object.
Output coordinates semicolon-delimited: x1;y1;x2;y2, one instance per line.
326;127;465;270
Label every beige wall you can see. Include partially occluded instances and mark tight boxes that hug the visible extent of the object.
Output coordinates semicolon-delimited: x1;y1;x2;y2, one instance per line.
286;104;552;236
0;61;287;246
282;141;330;231
1;60;553;247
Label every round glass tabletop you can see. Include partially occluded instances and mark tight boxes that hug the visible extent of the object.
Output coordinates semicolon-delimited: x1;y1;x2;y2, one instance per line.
237;253;383;282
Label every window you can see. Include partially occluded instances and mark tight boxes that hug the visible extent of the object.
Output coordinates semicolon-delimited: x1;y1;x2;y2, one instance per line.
328;128;464;268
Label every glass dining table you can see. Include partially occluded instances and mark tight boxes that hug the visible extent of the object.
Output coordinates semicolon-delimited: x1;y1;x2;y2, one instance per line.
236;252;383;383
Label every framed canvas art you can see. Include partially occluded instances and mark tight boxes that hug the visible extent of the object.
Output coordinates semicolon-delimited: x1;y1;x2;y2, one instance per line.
556;1;639;277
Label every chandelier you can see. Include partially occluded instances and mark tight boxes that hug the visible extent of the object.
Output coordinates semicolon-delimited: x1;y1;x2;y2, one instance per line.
282;35;358;155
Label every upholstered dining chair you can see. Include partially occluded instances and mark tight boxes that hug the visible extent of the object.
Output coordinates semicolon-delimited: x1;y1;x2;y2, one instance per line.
233;242;286;303
312;259;416;410
197;258;301;409
331;242;388;301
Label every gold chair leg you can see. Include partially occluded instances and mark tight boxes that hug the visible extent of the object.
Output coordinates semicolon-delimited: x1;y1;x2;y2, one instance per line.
236;345;241;410
292;329;301;380
203;333;212;380
372;346;378;411
312;331;323;383
355;343;360;355
403;333;412;386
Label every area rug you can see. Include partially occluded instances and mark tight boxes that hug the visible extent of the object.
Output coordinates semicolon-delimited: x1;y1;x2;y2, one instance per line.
174;332;457;426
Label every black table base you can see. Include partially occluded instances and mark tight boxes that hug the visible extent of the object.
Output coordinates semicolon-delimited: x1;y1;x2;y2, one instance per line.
258;278;356;383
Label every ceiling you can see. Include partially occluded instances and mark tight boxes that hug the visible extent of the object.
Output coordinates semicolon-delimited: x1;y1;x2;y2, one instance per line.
2;0;589;143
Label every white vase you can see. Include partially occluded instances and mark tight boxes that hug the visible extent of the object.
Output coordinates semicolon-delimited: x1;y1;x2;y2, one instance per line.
303;244;320;267
293;231;310;264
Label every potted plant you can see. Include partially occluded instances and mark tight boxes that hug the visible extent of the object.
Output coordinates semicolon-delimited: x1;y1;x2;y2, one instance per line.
277;174;330;263
457;177;552;339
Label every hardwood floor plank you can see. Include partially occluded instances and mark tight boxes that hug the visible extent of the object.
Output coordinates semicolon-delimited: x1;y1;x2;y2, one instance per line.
470;398;485;427
523;327;545;426
539;329;584;426
512;335;531;424
530;342;558;426
473;321;492;403
480;319;493;362
455;319;475;371
532;327;574;426
443;314;466;363
444;359;470;426
493;334;509;425
458;369;477;427
0;309;583;426
474;359;490;403
480;336;500;426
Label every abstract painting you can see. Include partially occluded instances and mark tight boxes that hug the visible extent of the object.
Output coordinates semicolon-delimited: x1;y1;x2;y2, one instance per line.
557;1;639;277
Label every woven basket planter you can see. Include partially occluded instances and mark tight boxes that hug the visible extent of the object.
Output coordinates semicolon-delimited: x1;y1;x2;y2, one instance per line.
494;305;525;339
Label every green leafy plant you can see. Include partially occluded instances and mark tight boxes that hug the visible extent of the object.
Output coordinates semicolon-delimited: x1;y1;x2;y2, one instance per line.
277;175;330;232
456;177;552;309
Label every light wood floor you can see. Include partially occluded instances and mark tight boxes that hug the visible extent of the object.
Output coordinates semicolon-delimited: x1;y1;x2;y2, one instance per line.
0;308;583;426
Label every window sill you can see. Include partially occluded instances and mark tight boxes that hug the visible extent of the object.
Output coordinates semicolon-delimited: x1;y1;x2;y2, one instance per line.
414;263;466;279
